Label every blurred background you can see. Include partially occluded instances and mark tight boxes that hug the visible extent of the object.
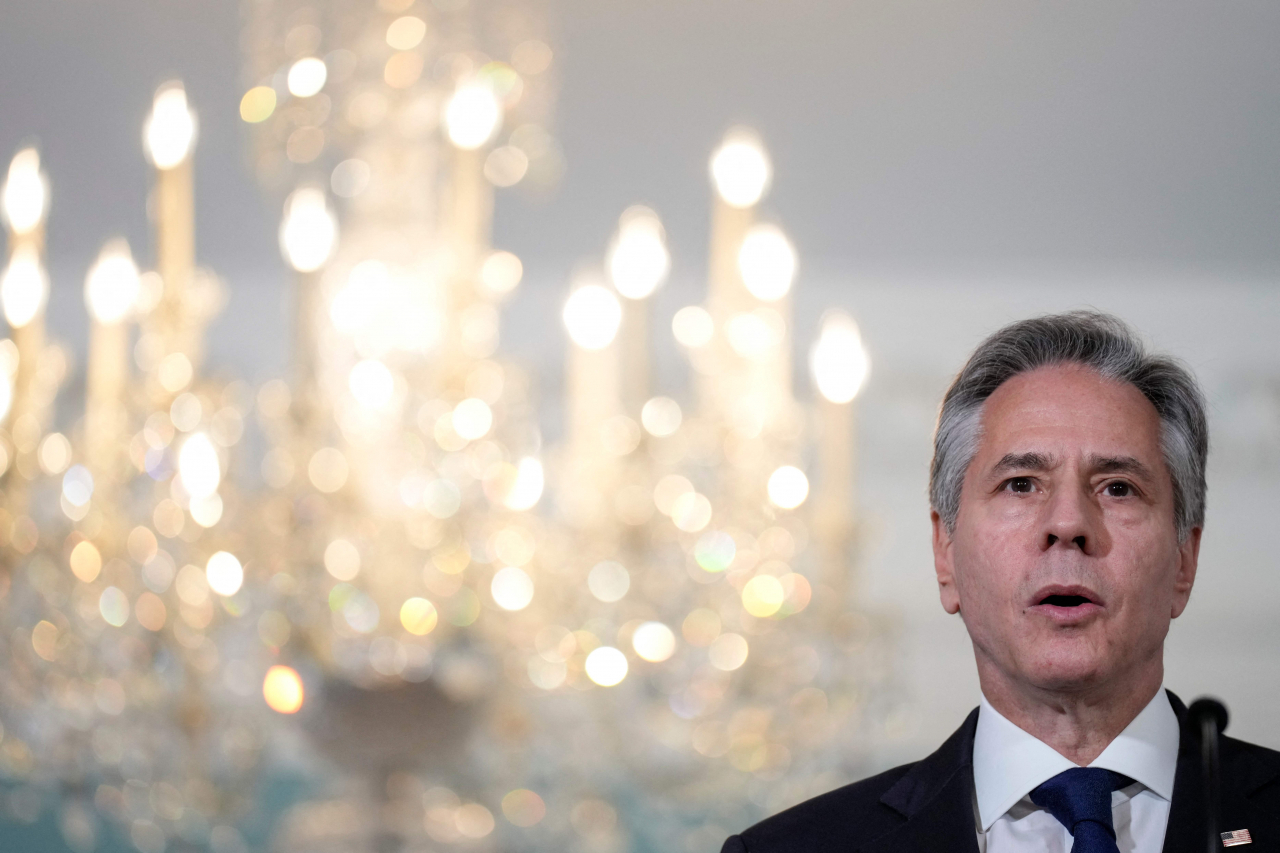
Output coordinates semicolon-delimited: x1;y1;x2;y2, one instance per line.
1;0;1279;851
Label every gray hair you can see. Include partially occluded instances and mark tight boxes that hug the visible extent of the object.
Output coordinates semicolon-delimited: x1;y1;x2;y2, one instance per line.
929;311;1207;541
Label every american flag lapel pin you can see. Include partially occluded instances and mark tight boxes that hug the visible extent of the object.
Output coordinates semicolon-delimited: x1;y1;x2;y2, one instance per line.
1221;829;1253;847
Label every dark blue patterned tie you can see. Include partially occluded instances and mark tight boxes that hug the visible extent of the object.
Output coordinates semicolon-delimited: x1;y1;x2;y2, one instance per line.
1029;768;1131;853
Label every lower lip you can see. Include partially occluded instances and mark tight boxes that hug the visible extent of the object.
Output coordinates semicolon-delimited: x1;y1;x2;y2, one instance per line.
1029;602;1103;624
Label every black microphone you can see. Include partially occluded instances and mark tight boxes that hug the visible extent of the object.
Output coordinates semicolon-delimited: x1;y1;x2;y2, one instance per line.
1187;697;1229;853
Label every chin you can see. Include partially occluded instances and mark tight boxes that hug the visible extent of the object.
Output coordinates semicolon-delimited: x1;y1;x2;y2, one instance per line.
1021;647;1110;693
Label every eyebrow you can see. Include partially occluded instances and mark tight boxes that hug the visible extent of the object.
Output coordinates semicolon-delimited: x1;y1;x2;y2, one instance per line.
991;452;1055;475
988;452;1156;481
1088;455;1156;481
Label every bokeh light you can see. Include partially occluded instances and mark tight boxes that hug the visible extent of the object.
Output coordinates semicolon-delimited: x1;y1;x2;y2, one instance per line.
84;240;140;324
485;146;529;187
239;86;277;123
324;539;361;580
738;224;797;301
492;566;534;611
563;284;622;350
279;186;338;272
741;575;786;617
308;447;349;493
640;396;682;437
671;491;713;532
587;560;630;602
206;551;244;597
653;474;694;516
61;465;94;507
503;458;544;510
69;540;102;583
767;465;809;509
399;597;439;635
632;622;677;662
99;587;129;628
608;206;670;300
38;433;71;475
810;311;871;403
501;789;546;827
710;132;770;208
452;398;493;440
672;305;714;348
694;530;736;572
708;633;749;671
2;148;47;234
385;16;426;50
445;82;502;149
725;309;784;360
349;359;396;409
479;250;523;298
178;433;221;500
455;803;495;838
330;159;370;198
287;57;328;97
584;646;628;686
263;665;305;714
144;83;196;169
2;247;49;328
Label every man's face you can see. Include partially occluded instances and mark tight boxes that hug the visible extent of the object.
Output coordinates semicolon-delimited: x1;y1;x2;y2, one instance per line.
932;364;1200;696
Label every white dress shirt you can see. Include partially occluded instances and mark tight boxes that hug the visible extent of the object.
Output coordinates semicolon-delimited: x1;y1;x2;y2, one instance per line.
972;688;1180;852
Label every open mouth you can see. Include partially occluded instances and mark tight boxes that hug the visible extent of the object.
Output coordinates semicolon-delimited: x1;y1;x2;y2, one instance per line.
1039;594;1092;608
1030;586;1103;618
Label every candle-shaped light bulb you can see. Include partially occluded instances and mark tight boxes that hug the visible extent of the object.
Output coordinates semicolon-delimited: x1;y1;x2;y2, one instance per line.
564;275;624;481
84;240;141;324
710;130;770;208
84;240;140;492
279;186;338;272
608;206;670;300
144;83;197;170
1;247;49;328
444;82;503;150
2;148;48;235
562;284;622;350
810;312;870;404
737;223;796;302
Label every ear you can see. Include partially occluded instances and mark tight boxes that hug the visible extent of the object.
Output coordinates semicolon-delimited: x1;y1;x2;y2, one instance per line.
1169;525;1201;619
932;509;961;615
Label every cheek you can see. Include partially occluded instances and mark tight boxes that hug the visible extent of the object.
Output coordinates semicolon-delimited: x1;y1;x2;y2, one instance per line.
968;501;1045;564
952;530;1025;606
1105;536;1181;628
1107;518;1180;585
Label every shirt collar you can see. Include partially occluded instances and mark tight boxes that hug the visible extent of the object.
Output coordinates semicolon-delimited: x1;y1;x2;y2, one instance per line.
972;688;1180;831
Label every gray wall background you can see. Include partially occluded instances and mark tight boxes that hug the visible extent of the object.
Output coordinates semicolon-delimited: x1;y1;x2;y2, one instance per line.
2;0;1278;785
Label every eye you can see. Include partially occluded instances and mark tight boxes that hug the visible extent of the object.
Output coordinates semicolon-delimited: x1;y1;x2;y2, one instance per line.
1105;481;1133;497
1003;477;1034;494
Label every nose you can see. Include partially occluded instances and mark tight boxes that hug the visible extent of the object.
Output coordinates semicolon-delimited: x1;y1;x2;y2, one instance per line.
1041;482;1104;555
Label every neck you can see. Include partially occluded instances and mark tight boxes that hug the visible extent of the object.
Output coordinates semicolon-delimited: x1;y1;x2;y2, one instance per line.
976;656;1164;766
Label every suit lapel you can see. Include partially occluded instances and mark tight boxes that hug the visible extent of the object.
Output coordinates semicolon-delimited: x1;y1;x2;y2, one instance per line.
859;709;982;853
1161;693;1204;853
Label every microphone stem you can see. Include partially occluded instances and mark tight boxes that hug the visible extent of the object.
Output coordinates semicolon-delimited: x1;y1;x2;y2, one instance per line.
1200;718;1220;853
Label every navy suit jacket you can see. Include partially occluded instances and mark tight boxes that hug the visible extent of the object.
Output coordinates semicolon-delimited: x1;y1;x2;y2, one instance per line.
722;692;1280;852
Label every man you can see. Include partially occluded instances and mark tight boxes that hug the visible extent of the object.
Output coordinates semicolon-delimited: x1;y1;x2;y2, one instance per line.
722;312;1280;852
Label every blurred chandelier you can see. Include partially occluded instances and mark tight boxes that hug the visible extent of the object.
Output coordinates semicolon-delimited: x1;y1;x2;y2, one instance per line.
0;1;894;852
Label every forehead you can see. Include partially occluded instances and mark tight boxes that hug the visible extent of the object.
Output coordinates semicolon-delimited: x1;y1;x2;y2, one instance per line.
976;364;1165;464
